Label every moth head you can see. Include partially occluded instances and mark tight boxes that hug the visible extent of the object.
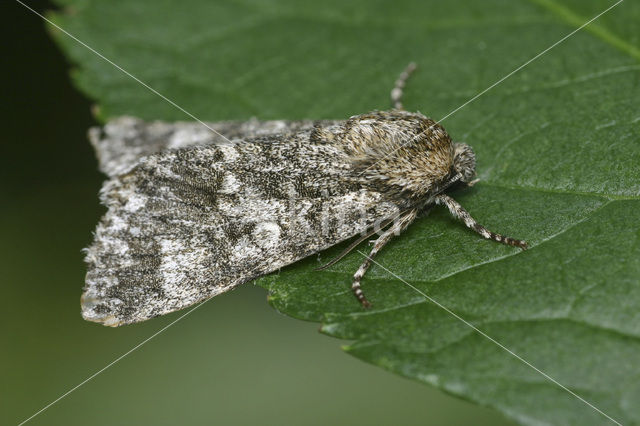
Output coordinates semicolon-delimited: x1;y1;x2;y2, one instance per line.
452;142;476;183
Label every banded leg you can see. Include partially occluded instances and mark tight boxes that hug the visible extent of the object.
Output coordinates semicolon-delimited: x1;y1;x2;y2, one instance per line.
435;194;528;249
353;209;418;307
390;62;417;110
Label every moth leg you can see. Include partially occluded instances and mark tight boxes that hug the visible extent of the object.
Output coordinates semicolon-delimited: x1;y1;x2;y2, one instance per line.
435;194;528;249
315;217;395;271
390;62;417;110
353;209;418;307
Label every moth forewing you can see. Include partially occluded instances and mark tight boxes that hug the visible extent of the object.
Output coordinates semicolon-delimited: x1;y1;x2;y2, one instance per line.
82;123;404;326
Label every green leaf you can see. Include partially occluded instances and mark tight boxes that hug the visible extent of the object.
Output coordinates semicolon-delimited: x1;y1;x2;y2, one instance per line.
50;0;640;424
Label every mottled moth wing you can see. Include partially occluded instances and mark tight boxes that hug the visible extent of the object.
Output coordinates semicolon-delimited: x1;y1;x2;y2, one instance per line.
89;117;334;177
83;124;400;326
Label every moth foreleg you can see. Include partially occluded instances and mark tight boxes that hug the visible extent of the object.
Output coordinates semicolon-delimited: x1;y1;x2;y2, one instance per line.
435;194;528;249
353;209;418;307
390;62;417;110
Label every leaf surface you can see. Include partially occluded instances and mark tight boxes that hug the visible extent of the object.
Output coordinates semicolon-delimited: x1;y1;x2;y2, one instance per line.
51;0;640;424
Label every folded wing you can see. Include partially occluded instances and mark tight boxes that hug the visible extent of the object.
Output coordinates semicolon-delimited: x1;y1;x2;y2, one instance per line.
83;129;399;326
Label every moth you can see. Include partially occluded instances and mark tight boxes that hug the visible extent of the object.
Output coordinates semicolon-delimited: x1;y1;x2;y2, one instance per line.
82;63;527;326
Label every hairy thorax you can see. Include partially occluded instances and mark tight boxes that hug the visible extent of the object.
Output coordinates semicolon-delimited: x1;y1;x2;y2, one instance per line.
322;110;457;207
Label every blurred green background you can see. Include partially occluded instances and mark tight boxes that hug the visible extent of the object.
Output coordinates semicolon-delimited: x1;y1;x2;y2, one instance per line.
2;1;513;425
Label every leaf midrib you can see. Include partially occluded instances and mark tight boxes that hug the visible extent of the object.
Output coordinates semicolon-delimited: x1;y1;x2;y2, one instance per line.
529;0;640;62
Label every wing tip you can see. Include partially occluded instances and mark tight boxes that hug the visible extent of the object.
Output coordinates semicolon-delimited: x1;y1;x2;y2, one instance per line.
80;292;124;327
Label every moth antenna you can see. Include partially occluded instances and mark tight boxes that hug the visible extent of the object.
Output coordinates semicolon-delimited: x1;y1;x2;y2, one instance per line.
435;194;528;249
390;62;417;110
315;218;395;271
